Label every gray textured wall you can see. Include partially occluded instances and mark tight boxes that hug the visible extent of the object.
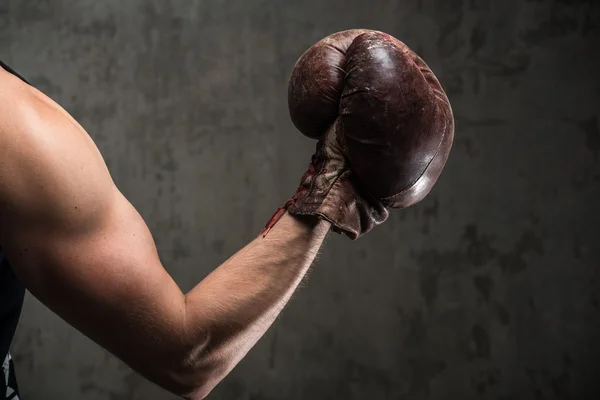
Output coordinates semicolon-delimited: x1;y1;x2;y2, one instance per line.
1;0;599;399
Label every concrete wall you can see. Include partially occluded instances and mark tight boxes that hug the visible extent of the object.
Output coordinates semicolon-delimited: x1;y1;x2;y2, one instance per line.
1;0;599;399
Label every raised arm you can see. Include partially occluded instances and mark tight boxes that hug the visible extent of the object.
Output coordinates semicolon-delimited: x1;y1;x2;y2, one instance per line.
0;28;453;400
0;69;329;399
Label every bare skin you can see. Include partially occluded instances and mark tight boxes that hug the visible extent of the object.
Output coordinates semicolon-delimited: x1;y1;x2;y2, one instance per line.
0;67;331;399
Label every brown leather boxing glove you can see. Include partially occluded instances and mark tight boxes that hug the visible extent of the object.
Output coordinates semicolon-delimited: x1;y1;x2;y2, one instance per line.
263;29;455;239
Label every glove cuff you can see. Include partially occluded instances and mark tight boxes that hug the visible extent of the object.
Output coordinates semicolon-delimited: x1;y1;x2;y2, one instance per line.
296;172;389;239
261;170;389;240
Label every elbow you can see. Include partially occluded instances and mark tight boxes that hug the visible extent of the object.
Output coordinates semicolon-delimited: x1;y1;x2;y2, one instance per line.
148;328;232;398
155;367;218;400
138;347;224;400
168;350;229;400
166;378;211;400
179;385;213;400
158;361;223;400
178;369;224;400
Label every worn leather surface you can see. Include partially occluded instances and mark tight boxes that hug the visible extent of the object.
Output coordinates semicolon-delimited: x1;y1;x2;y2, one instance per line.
267;29;454;239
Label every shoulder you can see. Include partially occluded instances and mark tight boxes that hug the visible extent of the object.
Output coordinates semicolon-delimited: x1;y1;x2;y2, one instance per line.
0;70;116;239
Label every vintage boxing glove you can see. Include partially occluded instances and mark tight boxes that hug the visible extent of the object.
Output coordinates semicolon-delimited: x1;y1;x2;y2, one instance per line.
263;29;454;239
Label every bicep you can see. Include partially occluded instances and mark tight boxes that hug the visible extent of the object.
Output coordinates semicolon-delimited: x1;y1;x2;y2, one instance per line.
3;190;191;385
6;187;185;336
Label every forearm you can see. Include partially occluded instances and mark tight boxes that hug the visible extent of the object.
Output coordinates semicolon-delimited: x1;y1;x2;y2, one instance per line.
181;212;330;398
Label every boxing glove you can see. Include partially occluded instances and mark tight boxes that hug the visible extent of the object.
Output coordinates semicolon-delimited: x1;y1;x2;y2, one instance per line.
264;30;454;239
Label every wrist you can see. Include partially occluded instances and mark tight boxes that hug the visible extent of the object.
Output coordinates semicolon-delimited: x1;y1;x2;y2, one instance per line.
261;208;331;239
289;213;331;234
